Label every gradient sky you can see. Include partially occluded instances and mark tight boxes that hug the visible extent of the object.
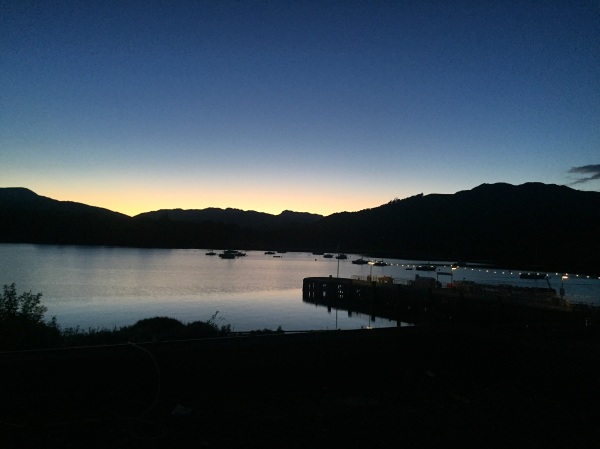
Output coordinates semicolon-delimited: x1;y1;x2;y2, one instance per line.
2;0;599;216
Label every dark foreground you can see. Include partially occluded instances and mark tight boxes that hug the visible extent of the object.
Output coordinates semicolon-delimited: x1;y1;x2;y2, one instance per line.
1;325;599;449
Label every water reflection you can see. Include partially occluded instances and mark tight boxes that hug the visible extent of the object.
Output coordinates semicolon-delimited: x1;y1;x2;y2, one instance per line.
0;244;597;331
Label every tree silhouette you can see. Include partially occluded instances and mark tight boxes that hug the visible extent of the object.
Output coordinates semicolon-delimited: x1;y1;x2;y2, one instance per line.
0;283;59;350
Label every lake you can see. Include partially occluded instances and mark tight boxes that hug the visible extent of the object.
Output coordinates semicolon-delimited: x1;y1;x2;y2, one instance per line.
1;244;598;331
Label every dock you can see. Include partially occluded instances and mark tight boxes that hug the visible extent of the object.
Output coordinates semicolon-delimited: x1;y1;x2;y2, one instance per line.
302;275;599;329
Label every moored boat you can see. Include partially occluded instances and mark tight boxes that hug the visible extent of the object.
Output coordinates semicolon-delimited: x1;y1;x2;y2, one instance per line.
519;272;547;280
219;249;246;258
416;265;436;271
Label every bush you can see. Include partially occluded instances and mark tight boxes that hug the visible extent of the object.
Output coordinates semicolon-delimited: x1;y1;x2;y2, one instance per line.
123;316;186;342
0;283;47;323
0;283;60;350
60;315;232;347
119;316;230;342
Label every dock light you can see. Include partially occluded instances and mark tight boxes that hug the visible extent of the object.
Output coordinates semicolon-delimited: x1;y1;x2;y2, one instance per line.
367;260;375;280
560;275;568;298
450;265;457;284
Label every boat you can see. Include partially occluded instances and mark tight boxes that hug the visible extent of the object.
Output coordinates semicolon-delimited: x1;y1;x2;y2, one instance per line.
519;272;547;280
323;254;334;258
416;265;436;271
205;250;216;256
218;252;236;259
335;254;348;260
219;249;246;258
352;258;369;265
264;251;276;255
373;260;388;267
519;272;553;290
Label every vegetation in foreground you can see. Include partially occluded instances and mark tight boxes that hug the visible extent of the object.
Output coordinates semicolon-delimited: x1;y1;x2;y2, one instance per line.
0;284;282;351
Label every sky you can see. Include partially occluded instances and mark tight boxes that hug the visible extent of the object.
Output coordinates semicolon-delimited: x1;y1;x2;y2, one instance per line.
1;0;599;217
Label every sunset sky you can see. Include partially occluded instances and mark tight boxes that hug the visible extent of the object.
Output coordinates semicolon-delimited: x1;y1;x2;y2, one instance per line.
2;1;598;216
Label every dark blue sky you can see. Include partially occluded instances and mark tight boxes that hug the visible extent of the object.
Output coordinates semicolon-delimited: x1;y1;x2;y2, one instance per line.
2;0;598;215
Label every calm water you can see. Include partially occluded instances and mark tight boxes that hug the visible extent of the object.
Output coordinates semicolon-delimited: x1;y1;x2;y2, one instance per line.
1;244;598;331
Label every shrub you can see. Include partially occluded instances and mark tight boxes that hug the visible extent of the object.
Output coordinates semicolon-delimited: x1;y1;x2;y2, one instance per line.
0;283;60;350
59;316;231;346
123;316;186;342
0;283;47;323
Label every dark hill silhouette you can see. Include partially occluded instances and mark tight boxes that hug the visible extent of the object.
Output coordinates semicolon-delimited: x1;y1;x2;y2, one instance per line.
0;188;241;249
315;182;600;274
135;207;322;228
0;188;128;217
0;188;133;246
1;183;599;275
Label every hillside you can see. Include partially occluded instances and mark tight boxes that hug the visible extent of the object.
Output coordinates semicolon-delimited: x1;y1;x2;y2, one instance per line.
135;207;323;228
315;182;600;274
1;183;599;275
0;188;134;246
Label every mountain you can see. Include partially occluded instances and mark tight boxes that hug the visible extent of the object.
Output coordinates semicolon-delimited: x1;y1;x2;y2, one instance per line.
0;188;320;250
314;182;600;274
0;188;133;246
1;183;599;275
134;208;322;228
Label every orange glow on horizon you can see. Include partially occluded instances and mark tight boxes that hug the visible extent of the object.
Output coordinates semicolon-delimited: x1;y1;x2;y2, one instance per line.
44;187;392;217
6;174;420;218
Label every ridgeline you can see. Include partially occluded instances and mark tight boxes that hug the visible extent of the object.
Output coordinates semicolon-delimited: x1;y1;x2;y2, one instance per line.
1;182;599;276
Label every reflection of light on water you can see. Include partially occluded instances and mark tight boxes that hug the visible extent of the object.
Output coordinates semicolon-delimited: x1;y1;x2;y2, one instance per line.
369;259;600;306
2;245;599;330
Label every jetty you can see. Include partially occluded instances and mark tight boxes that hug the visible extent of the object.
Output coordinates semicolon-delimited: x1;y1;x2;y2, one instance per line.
303;275;598;329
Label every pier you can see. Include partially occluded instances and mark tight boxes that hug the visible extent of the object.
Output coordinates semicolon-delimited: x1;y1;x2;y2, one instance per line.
302;275;599;329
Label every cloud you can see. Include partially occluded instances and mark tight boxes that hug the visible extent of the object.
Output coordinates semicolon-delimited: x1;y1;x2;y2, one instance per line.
568;164;600;185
